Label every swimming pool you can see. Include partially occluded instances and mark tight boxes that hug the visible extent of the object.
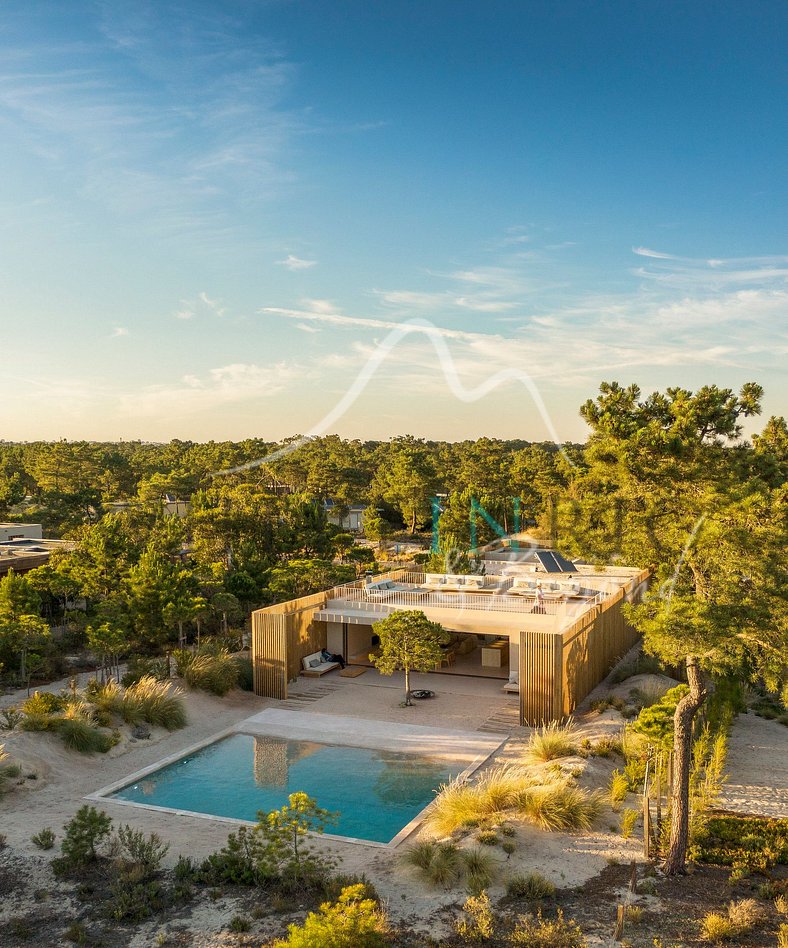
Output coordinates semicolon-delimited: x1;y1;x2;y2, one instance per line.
106;732;463;844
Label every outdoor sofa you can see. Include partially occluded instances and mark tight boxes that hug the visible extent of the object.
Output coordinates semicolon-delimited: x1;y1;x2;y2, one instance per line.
301;651;340;677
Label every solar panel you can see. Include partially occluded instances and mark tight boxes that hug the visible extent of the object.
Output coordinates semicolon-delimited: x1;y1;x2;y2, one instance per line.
535;550;576;573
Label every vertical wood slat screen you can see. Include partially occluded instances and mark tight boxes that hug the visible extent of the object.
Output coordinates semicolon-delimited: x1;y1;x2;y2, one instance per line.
250;567;412;699
519;569;649;725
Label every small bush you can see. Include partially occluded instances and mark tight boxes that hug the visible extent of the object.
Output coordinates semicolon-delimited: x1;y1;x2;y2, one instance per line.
500;823;516;837
22;691;66;715
778;923;788;948
58;806;113;870
502;841;516;856
31;828;56;850
116;825;169;880
122;656;170;687
477;830;499;846
402;840;437;872
456;890;494;942
524;721;579;763
510;909;586;946
462;848;495;893
591;735;623;757
56;717;113;754
625;905;643;924
620;808;638;839
182;650;239;696
272;883;388;947
507;871;556;900
776;894;788;914
229;915;251;933
1;708;23;730
106;879;166;922
700;899;762;942
235;657;254;691
63;921;88;944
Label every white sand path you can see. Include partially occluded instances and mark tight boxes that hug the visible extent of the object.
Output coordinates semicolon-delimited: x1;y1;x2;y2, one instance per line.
718;711;788;819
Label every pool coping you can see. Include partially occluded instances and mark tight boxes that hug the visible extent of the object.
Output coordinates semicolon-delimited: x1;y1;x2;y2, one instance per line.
86;710;506;849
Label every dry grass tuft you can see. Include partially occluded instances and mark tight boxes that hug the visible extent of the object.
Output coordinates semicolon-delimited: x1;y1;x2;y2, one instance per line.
524;720;579;764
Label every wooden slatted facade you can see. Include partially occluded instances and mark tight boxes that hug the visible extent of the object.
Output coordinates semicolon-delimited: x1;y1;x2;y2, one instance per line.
252;566;649;723
518;568;650;725
251;569;411;700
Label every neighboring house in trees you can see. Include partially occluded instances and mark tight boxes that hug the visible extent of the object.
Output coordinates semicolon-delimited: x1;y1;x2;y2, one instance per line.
323;499;367;532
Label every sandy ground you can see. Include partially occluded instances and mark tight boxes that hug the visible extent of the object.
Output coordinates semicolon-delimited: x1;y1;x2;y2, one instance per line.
717;710;788;818
1;668;647;944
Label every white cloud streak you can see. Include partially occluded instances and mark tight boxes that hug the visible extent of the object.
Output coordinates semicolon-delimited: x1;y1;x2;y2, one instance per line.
277;254;317;271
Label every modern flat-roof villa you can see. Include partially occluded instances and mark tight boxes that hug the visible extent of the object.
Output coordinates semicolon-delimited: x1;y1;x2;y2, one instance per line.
251;547;649;726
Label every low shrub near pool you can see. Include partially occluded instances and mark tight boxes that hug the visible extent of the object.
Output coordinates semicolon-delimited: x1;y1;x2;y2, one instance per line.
696;816;788;870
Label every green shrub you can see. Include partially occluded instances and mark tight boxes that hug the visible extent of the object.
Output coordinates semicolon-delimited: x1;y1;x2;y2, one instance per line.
229;915;251;933
462;848;495;893
58;806;113;870
477;830;498;846
403;840;435;869
124;676;186;730
425;842;463;888
507;871;556;900
22;691;66;715
116;825;169;880
235;657;254;691
122;656;170;687
631;684;689;748
55;717;113;754
273;883;388;947
31;828;56;850
106;879;166;922
524;721;579;763
202;793;337;894
510;909;586;946
695;815;788;867
182;650;239;696
502;840;516;856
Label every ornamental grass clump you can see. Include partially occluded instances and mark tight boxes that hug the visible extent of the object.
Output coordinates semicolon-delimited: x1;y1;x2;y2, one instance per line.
402;840;463;888
182;650;239;696
426;766;535;836
506;871;556;901
700;899;762;943
516;780;603;832
124;676;186;730
55;716;113;754
462;848;495;893
524;720;580;764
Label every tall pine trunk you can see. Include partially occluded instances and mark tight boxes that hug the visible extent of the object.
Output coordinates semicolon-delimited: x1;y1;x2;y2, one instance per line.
404;665;411;705
663;656;708;875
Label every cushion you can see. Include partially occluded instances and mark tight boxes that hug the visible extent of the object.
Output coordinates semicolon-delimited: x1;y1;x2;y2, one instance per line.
308;658;321;668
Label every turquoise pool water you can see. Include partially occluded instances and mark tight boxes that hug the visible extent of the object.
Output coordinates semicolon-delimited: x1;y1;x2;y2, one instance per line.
109;733;462;843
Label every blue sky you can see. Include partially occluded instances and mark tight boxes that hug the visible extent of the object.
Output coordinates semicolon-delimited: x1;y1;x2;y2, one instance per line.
2;0;786;443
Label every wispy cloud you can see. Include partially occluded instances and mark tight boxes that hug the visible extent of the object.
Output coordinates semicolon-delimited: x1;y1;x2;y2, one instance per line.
111;327;129;337
632;248;788;289
277;254;317;271
173;292;227;320
119;361;301;418
0;5;302;244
